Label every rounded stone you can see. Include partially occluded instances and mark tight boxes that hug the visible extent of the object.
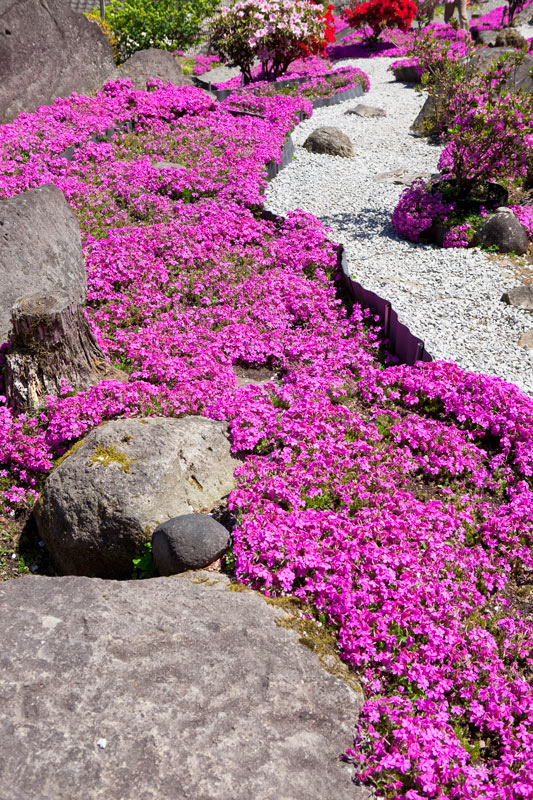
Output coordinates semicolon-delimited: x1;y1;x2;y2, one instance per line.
152;513;231;575
476;211;529;255
302;126;354;158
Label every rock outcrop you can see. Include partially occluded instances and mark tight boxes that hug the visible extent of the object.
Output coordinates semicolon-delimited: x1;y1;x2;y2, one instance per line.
0;0;116;123
0;572;370;800
34;416;241;578
0;184;87;345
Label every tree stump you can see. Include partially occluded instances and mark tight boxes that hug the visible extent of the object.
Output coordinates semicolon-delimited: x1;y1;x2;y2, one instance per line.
3;293;126;413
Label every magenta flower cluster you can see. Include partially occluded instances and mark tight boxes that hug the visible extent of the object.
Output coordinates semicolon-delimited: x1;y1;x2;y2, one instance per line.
2;64;533;799
391;180;454;242
214;55;370;97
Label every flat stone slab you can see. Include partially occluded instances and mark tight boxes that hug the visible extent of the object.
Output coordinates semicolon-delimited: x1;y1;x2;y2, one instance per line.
501;285;533;310
0;572;370;800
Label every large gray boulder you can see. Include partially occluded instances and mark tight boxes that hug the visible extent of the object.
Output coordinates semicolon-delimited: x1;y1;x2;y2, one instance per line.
0;0;116;124
302;127;355;158
475;209;529;255
34;416;241;579
0;184;87;345
115;48;192;90
0;572;370;800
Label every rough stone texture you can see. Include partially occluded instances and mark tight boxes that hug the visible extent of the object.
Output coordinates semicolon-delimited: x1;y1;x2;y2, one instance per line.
0;0;116;124
0;184;87;344
411;93;436;135
345;103;386;118
115;48;192;90
475;210;529;255
374;168;433;185
494;28;528;48
0;572;371;800
501;285;533;310
473;29;499;45
518;328;533;348
34;416;241;579
302;127;354;158
152;513;231;574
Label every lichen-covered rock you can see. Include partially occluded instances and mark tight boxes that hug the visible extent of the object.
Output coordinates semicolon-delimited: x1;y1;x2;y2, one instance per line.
302;127;354;158
0;572;370;800
34;416;241;578
0;184;87;344
0;0;116;123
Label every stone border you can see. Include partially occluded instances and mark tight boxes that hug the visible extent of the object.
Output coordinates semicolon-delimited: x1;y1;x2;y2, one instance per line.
193;73;366;108
260;209;431;366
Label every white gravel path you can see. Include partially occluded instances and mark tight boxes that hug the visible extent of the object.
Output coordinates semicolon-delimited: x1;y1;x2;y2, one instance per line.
264;55;533;395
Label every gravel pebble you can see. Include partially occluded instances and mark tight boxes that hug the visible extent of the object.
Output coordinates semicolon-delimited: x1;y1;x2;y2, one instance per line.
265;55;533;395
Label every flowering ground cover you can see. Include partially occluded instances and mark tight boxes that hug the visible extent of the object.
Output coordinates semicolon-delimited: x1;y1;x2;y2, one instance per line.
173;51;222;75
213;55;370;98
2;71;533;800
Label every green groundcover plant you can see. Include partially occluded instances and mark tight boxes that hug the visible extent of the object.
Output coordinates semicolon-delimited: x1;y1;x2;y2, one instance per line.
104;0;220;63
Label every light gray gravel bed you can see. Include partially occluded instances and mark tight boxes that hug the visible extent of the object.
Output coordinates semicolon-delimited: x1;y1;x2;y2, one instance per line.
265;56;533;395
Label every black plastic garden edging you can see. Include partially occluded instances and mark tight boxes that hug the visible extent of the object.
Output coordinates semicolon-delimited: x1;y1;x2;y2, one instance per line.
260;208;431;367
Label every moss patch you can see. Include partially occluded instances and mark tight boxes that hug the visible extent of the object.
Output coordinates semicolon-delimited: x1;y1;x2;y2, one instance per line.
88;444;136;473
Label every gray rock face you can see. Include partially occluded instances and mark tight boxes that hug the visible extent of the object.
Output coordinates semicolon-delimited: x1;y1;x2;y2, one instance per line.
34;416;241;579
152;513;231;574
501;285;533;309
345;104;386;118
411;93;437;135
116;48;192;90
475;210;529;255
0;572;370;800
473;29;499;46
0;184;87;345
302;127;354;158
0;0;116;124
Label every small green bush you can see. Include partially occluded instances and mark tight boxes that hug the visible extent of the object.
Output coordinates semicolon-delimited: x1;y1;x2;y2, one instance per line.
104;0;220;63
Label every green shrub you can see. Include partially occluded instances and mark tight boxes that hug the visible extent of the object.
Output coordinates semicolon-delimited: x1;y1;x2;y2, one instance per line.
105;0;220;63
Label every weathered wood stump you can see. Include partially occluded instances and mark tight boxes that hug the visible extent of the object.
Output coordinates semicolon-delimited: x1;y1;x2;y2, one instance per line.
3;293;126;413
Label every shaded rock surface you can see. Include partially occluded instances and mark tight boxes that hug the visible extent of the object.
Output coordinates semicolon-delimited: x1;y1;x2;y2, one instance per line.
115;48;193;90
501;285;533;310
302;126;355;158
152;513;231;574
34;416;241;579
0;0;116;123
0;184;87;344
475;209;529;255
345;103;386;118
0;572;370;800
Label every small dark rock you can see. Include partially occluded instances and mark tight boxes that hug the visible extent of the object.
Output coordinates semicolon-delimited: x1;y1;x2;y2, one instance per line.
392;64;420;83
152;513;231;574
475;210;529;255
501;285;533;310
473;29;499;46
302;127;354;158
345;104;386;118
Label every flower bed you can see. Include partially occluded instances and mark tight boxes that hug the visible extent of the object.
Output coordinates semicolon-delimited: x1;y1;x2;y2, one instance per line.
2;76;533;800
213;56;370;101
173;51;222;75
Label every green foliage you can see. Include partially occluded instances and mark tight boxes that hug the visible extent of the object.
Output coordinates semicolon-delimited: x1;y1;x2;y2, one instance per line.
132;541;156;579
105;0;220;63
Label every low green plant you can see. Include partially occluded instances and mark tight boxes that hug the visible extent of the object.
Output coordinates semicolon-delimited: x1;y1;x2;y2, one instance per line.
104;0;220;63
132;541;156;579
